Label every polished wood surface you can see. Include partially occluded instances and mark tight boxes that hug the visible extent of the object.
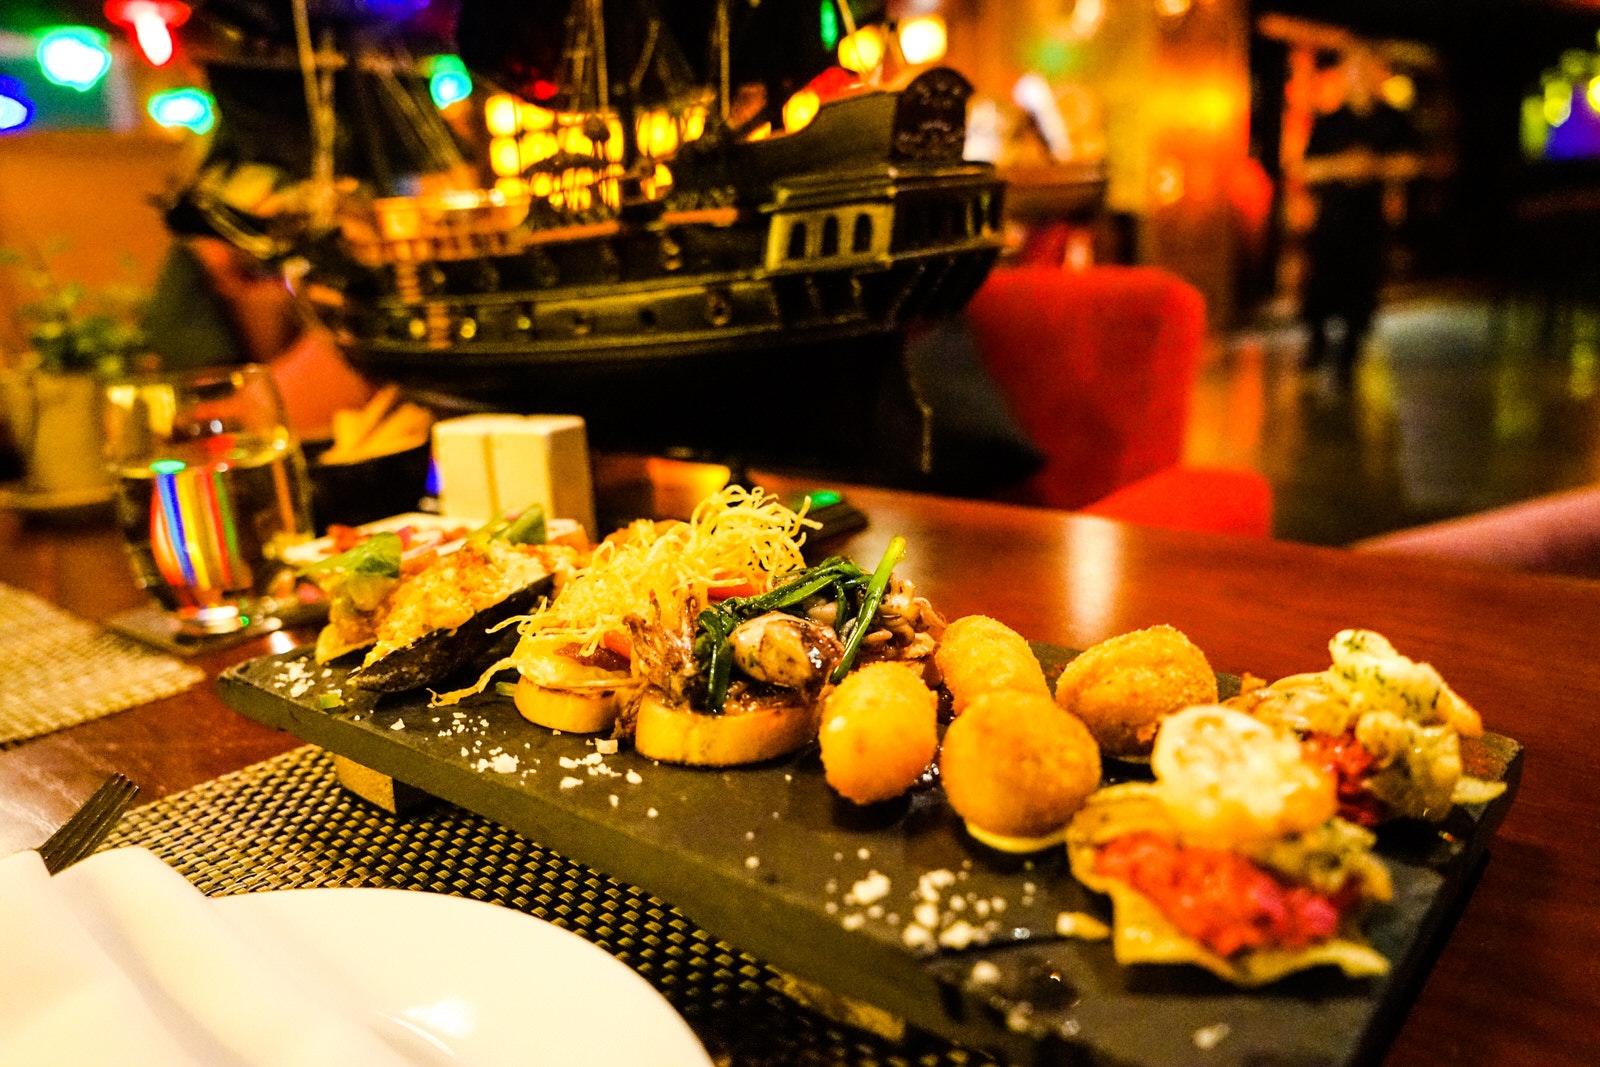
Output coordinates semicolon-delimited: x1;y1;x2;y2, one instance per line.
3;482;1597;1067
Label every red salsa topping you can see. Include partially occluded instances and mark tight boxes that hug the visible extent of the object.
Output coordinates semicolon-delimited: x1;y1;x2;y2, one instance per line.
1301;730;1385;827
1094;832;1356;957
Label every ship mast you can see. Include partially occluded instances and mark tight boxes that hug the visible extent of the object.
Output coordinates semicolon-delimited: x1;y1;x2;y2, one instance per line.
290;0;337;232
713;0;729;126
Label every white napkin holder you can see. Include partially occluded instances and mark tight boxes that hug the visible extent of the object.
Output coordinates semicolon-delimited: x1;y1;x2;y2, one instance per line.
431;414;597;539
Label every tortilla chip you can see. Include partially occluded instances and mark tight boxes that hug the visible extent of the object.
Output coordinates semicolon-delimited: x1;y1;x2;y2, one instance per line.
1066;784;1391;987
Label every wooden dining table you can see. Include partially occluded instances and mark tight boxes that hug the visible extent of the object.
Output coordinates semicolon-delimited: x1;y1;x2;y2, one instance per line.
1;474;1596;1067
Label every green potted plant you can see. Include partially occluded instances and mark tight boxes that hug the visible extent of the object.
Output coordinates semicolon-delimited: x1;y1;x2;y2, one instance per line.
1;245;149;509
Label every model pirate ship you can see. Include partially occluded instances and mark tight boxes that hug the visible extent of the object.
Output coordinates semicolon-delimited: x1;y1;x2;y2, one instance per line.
170;1;1004;410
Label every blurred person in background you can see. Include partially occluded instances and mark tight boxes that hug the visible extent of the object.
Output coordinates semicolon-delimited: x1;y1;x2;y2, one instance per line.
141;236;377;441
1296;45;1422;387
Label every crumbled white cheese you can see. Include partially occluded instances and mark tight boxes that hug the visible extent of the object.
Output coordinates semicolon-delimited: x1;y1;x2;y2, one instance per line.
625;770;643;785
559;776;583;789
848;871;891;906
390;719;405;731
918;869;956;899
1193;1024;1231;1051
968;960;1001;985
939;920;980;950
744;856;760;870
594;738;619;755
490;753;518;774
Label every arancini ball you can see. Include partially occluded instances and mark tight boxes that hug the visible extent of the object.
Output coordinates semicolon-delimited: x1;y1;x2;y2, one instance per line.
820;661;940;805
1053;624;1218;760
933;614;1049;716
938;689;1102;851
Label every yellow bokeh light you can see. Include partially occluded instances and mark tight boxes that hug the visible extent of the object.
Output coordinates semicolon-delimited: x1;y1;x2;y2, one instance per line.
1380;74;1416;111
1153;160;1185;206
683;105;707;142
519;131;554;168
636;110;678;158
838;26;885;74
606;117;625;161
490;136;521;177
782;89;820;132
1545;80;1573;127
485;94;521;137
520;104;555;131
1187;85;1236;132
897;16;947;66
1587;76;1600;114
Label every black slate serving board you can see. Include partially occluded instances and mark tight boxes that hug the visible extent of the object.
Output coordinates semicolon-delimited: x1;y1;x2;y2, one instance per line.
218;645;1521;1067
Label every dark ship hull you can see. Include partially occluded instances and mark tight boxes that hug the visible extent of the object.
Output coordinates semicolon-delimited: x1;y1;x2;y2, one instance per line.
315;70;1003;397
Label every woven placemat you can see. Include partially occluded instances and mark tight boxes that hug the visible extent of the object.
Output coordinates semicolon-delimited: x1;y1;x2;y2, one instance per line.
0;584;205;747
101;745;996;1067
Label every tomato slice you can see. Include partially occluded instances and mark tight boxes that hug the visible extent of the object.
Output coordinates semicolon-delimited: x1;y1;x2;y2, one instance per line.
708;572;761;600
602;629;633;660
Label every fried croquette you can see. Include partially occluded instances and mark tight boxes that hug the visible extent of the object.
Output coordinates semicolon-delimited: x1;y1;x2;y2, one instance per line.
932;614;1049;716
938;689;1102;851
820;662;940;805
1053;624;1218;760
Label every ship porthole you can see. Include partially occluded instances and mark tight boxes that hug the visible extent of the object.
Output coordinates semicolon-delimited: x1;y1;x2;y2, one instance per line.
638;308;658;330
572;310;596;336
459;318;478;340
704;290;734;327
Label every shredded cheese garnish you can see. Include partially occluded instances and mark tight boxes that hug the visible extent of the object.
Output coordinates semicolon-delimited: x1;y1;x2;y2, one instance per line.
432;485;814;705
518;484;815;652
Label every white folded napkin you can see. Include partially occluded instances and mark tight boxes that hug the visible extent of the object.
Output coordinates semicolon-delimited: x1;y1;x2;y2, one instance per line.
0;847;415;1067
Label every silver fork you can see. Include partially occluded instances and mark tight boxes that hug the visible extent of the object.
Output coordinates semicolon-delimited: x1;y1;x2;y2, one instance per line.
37;774;141;875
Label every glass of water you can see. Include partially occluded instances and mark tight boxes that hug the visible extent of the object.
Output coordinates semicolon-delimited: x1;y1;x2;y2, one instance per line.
102;363;314;636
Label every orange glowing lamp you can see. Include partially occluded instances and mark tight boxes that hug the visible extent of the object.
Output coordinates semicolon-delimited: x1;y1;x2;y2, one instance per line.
104;1;191;67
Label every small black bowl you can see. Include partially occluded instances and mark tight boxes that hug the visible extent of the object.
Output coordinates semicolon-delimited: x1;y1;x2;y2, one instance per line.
303;439;434;532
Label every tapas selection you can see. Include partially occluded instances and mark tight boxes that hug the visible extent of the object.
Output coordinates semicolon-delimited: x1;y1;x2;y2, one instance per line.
305;488;1508;989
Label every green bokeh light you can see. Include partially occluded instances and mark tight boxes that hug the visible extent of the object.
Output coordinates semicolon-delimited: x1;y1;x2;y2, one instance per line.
1029;38;1081;79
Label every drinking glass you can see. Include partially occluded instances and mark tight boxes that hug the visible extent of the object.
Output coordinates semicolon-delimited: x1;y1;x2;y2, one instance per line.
102;363;314;636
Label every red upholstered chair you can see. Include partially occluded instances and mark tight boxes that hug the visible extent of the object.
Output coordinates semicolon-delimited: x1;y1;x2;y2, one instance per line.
963;264;1273;537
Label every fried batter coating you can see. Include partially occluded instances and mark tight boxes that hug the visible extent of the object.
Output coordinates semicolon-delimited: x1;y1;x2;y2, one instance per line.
1053;624;1218;760
932;614;1048;717
938;690;1102;850
820;662;939;805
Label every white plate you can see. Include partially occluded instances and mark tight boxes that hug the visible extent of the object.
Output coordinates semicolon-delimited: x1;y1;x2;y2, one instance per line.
282;513;485;566
283;512;585;566
213;887;712;1067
